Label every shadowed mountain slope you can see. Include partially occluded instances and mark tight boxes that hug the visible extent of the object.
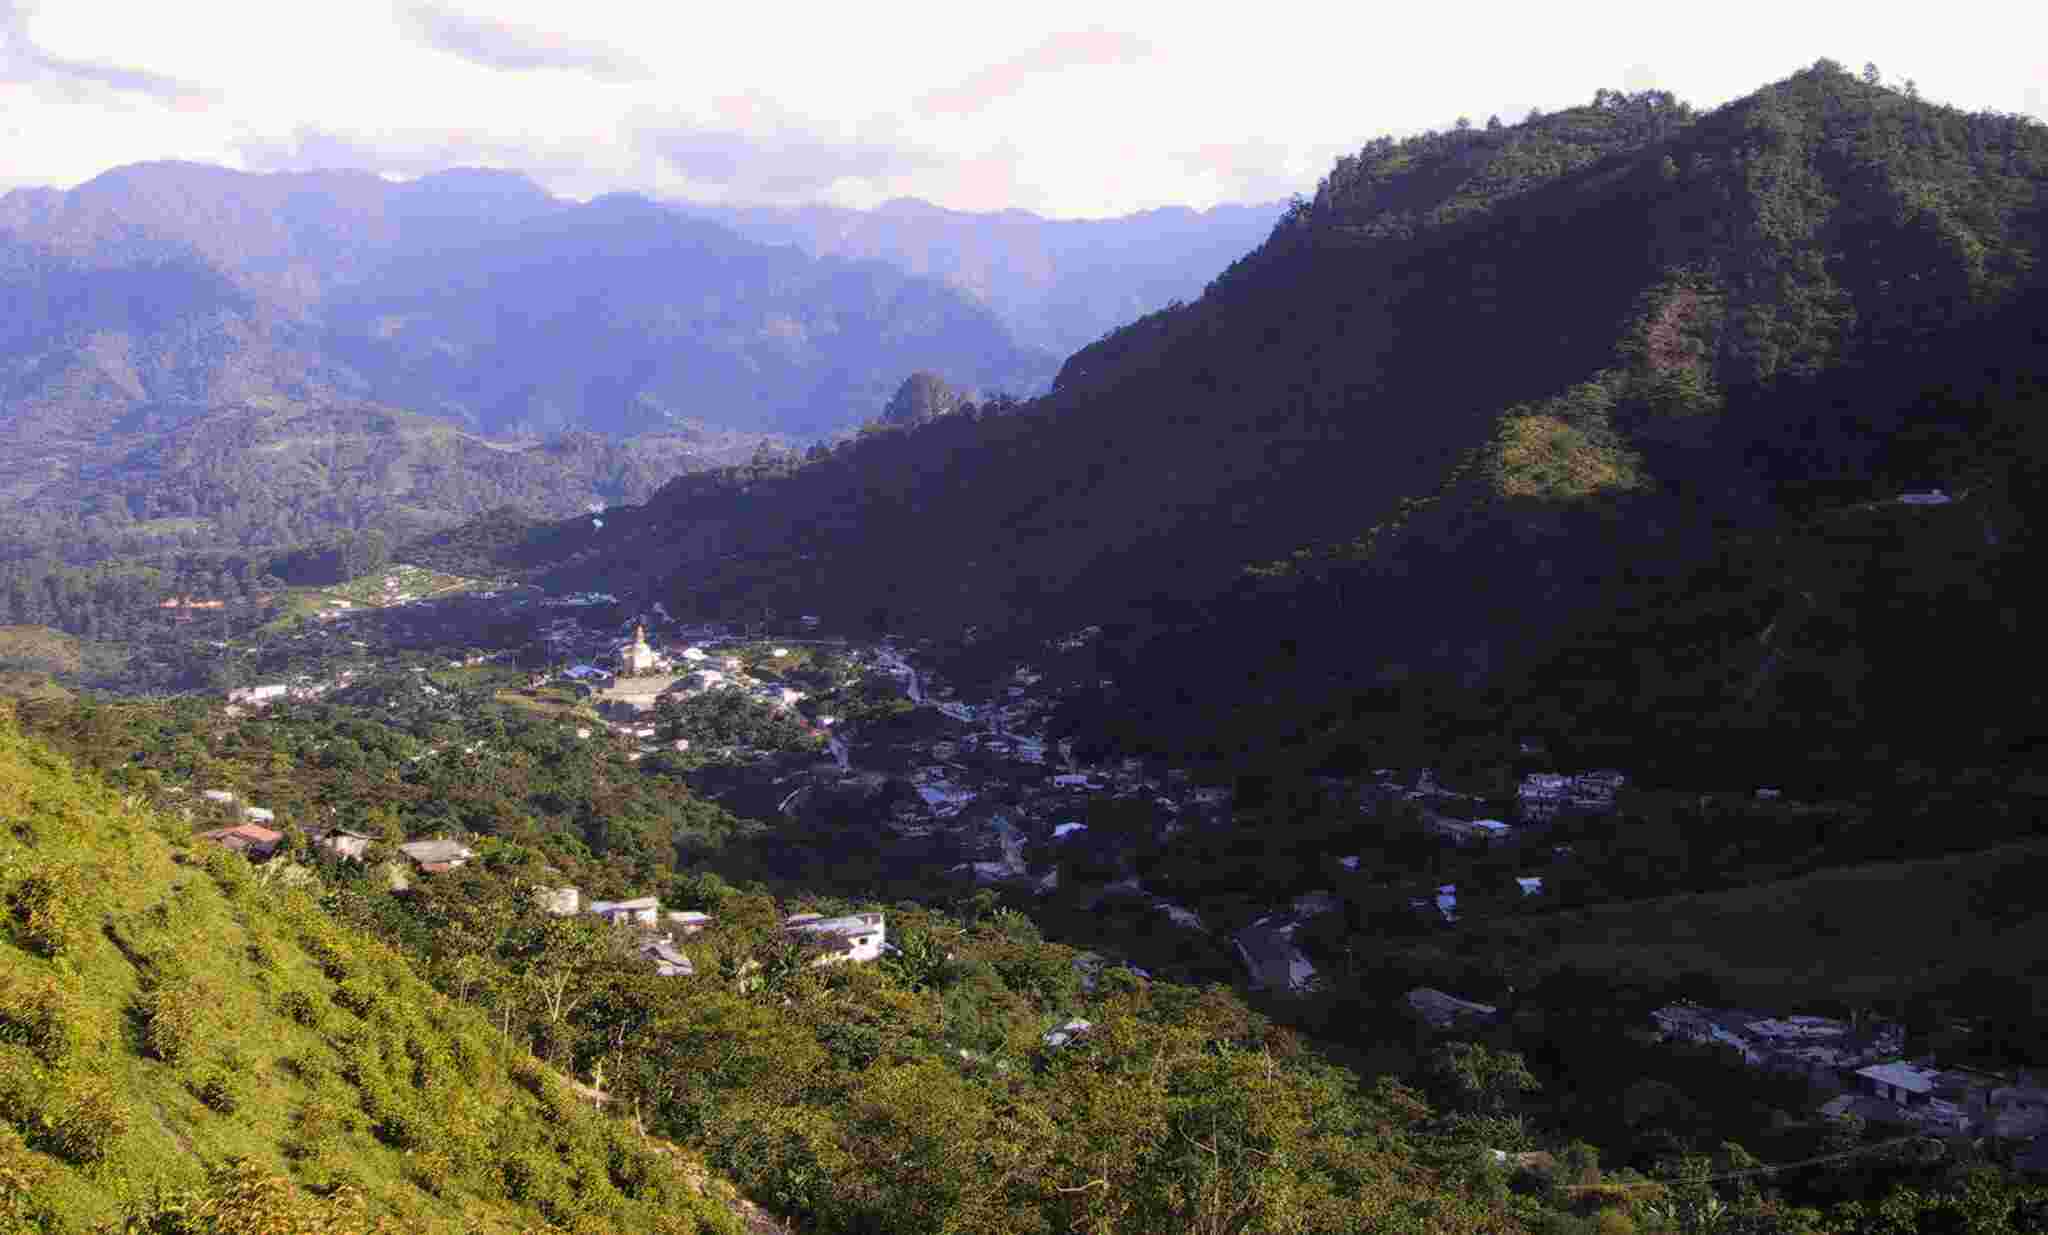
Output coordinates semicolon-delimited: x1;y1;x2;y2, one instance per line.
470;63;2047;785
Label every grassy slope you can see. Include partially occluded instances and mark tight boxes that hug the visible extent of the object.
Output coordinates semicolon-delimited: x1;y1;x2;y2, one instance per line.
0;708;742;1233
1459;839;2048;1006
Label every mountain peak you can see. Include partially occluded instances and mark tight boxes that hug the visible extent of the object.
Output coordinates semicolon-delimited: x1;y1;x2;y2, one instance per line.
875;196;948;217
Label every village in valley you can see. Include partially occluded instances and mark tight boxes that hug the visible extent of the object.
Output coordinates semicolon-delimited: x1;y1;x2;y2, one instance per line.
172;564;2048;1174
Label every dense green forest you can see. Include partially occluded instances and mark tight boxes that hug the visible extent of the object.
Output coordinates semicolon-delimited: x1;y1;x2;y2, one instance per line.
0;406;773;567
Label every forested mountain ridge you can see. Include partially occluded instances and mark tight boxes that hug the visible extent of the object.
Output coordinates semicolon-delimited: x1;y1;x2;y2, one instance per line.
473;62;2048;784
0;163;1064;563
0;401;780;564
317;192;1055;440
0;162;1053;442
677;195;1287;357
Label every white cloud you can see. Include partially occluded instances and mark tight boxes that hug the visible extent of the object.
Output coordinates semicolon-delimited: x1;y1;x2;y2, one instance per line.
916;29;1153;118
396;2;650;81
1;0;2042;217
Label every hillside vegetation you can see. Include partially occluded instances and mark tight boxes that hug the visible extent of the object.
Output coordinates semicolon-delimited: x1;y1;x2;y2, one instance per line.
1435;838;2048;1010
0;708;745;1233
682;195;1286;356
3;698;1557;1234
0;404;774;566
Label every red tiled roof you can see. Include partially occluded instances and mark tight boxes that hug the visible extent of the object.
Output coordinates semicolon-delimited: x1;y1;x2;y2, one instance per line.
420;861;459;874
200;824;283;856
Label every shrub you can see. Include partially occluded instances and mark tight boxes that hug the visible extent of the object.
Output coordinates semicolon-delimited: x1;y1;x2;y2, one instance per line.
331;977;380;1017
1594;1209;1637;1235
6;865;89;957
507;1052;548;1098
0;973;87;1064
502;1145;570;1213
191;1066;242;1114
445;1024;488;1080
0;1128;62;1231
409;1147;457;1195
34;1074;129;1165
300;929;355;982
139;974;211;1065
276;985;321;1027
285;1095;359;1160
278;1050;332;1087
366;1086;431;1150
202;844;250;898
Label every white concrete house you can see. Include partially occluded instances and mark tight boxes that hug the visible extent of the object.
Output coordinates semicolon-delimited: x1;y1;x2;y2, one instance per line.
397;839;476;871
666;910;711;935
589;896;661;927
785;911;886;965
314;828;374;862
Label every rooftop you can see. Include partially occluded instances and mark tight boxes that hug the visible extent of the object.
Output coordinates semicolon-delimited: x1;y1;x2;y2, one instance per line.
1858;1061;1940;1094
787;912;884;938
590;896;660;914
397;839;474;865
200;823;283;849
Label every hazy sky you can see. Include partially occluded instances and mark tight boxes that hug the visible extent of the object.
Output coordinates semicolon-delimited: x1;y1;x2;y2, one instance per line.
4;0;2044;218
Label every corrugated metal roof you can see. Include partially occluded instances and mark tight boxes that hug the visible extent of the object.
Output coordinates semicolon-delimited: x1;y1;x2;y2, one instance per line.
1858;1061;1938;1094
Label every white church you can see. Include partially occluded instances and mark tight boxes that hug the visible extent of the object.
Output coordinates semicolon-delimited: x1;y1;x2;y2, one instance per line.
617;622;666;676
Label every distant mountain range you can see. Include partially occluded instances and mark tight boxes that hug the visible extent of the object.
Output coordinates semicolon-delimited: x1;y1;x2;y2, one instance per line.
477;61;2047;787
675;196;1286;358
0;162;1279;558
0;162;1059;441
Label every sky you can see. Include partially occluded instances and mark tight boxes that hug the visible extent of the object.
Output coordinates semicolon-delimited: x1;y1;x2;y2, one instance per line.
3;0;2045;219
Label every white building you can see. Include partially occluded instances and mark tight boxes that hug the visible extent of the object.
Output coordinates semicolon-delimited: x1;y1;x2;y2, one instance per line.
589;896;661;927
640;937;695;976
785;911;886;964
397;839;475;872
666;910;711;935
619;623;663;675
314;828;374;862
535;885;582;916
226;684;288;707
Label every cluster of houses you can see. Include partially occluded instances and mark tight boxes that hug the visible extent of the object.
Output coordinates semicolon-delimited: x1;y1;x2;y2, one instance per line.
530;887;886;977
1649;1004;2048;1145
537;619;824;732
194;788;288;857
194;801;889;979
1516;769;1627;822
